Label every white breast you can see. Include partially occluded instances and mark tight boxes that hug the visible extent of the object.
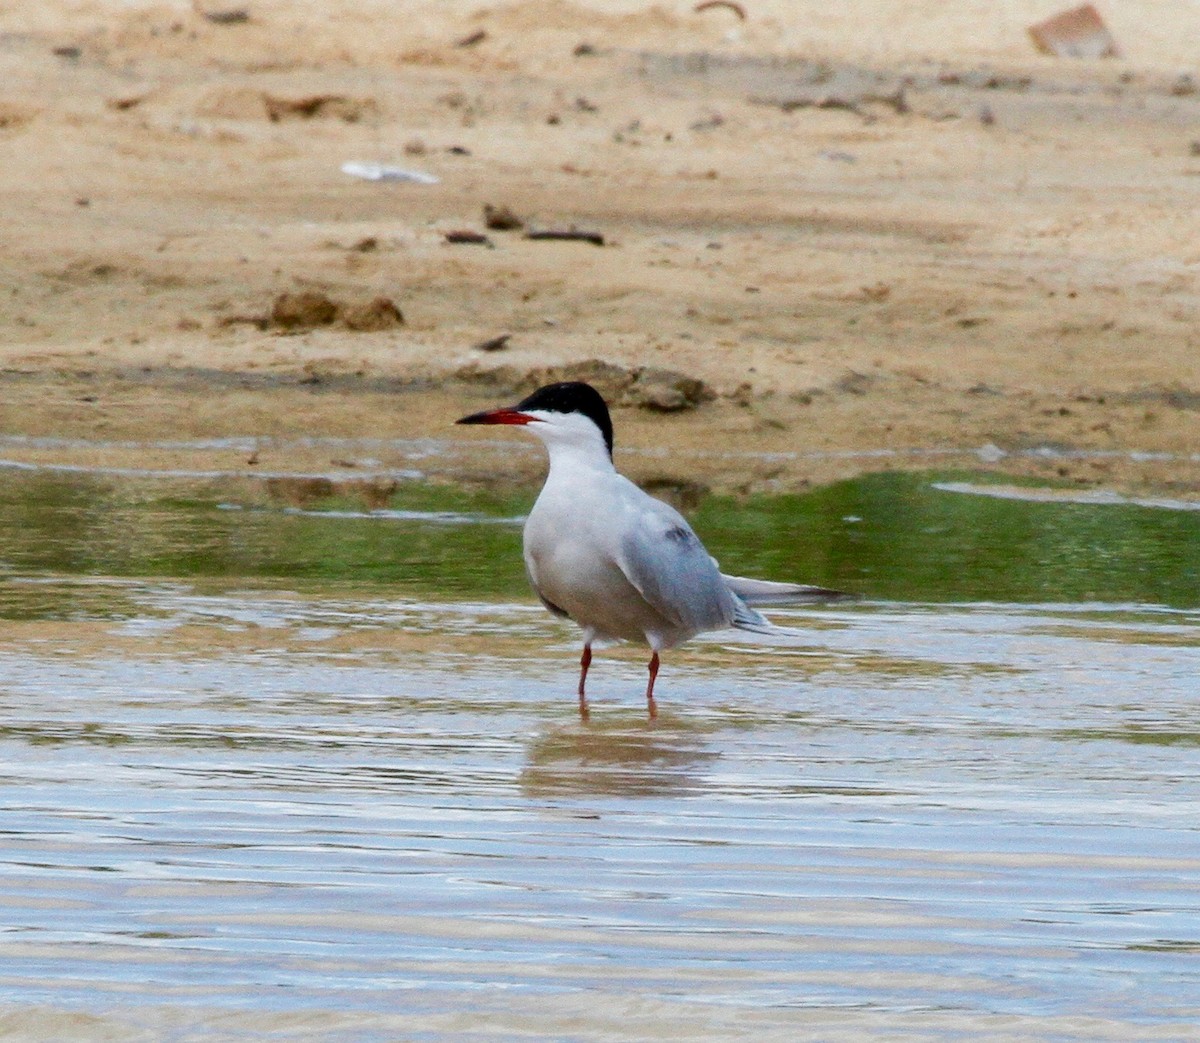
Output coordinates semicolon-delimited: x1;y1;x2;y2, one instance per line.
524;485;662;644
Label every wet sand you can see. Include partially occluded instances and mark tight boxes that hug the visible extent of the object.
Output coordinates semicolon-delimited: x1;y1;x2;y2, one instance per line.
2;1;1200;494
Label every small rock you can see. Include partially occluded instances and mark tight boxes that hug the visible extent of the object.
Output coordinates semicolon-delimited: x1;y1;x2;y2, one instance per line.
834;371;874;396
271;291;339;330
474;333;512;352
263;93;373;123
624;368;716;412
484;204;524;230
1171;73;1198;97
341;296;404;331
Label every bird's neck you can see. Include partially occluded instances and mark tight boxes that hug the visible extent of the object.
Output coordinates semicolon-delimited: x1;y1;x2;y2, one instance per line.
542;439;616;480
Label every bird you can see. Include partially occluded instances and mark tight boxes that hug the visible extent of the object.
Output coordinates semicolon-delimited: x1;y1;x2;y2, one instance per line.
456;381;849;719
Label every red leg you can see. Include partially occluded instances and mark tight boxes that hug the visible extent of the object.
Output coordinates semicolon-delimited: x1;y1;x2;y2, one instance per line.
645;651;659;720
577;643;592;722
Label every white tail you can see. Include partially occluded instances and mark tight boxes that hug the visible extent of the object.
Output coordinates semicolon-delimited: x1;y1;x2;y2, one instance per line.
722;574;853;606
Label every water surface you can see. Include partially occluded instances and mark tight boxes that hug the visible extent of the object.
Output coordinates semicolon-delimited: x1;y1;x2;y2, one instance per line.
0;469;1195;1041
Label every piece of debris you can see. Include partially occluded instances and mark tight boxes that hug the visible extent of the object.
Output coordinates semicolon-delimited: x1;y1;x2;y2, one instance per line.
341;296;404;331
264;93;369;122
483;203;523;231
197;6;249;24
455;28;488;48
689;112;724;132
979;103;996;126
525;228;605;246
349;236;378;252
52;45;82;59
446;145;472;155
403;138;428;155
573;42;598;57
474;333;512;352
218;312;270;330
1171;73;1198;97
106;95;146;111
574;96;599;113
341;162;439;184
1028;4;1119;59
271;291;339;331
694;0;746;20
444;229;493;246
757;85;908;118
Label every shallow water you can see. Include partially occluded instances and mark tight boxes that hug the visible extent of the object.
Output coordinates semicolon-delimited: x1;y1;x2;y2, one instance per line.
0;470;1196;1041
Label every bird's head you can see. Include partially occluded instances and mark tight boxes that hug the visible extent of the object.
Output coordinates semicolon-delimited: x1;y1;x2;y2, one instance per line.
456;381;614;460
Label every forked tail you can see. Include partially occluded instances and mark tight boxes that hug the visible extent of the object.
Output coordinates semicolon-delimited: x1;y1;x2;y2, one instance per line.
722;574;854;606
726;575;856;637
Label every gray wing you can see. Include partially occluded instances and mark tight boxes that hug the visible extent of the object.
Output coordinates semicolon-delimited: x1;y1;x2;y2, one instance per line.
615;498;735;633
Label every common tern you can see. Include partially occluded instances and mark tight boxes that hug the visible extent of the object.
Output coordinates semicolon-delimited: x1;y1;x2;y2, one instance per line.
457;381;848;719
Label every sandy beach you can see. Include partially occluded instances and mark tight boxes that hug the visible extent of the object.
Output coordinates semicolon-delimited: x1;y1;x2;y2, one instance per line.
2;0;1199;493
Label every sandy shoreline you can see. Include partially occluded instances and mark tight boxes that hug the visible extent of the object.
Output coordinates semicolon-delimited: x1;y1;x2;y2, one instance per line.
2;1;1198;494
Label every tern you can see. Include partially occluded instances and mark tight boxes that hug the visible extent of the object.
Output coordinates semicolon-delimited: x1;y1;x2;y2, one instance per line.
457;381;848;719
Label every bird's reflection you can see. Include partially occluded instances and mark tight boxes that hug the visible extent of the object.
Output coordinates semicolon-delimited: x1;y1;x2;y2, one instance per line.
520;716;718;798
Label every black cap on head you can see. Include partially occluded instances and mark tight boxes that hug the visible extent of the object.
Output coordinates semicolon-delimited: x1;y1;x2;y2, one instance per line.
515;381;613;457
